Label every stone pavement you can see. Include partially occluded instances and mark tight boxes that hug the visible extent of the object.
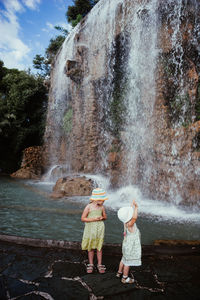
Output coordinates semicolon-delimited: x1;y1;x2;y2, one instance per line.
0;236;200;300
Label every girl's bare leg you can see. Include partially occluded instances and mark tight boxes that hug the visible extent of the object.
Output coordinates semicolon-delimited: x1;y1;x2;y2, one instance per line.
88;250;94;265
97;249;102;265
123;265;130;277
97;249;106;273
118;260;124;273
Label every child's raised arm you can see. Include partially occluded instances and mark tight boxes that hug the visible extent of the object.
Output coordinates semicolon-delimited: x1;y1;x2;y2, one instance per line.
128;200;138;227
131;199;137;207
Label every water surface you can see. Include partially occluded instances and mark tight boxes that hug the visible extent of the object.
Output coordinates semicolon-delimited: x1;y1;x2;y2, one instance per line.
0;176;200;244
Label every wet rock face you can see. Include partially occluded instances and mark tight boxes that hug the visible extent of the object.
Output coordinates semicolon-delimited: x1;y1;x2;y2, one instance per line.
147;122;200;206
149;2;200;205
11;146;45;179
44;0;200;206
65;60;83;83
44;0;131;175
51;176;95;198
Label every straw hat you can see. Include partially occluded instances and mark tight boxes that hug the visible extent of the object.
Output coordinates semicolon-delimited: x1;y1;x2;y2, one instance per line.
90;188;108;201
117;206;134;223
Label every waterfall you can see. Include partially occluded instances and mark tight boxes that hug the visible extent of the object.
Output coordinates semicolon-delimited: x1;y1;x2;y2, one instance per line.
44;0;200;208
118;0;200;206
44;26;80;172
44;0;126;178
121;0;159;187
161;0;200;126
158;0;200;205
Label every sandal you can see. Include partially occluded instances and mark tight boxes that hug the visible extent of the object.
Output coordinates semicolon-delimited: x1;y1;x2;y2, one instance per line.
116;271;122;278
97;264;106;274
86;264;94;274
121;276;134;284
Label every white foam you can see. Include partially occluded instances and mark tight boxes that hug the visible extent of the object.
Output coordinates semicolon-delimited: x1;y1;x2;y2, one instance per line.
80;179;200;223
107;185;200;223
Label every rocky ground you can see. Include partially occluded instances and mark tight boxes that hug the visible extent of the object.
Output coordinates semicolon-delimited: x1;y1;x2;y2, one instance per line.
0;238;200;300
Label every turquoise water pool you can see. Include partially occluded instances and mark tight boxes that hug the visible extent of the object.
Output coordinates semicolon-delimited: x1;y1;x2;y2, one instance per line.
0;176;200;244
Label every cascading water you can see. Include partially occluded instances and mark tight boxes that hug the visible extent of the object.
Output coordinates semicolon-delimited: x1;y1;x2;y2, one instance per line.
162;0;200;126
44;0;126;179
157;0;200;205
121;0;159;187
44;26;80;177
44;0;200;211
115;0;200;206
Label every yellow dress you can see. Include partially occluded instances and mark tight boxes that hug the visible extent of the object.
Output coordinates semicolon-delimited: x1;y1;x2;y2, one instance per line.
81;209;105;251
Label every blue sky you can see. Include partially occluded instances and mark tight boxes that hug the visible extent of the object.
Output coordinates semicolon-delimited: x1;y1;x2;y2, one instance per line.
0;0;73;71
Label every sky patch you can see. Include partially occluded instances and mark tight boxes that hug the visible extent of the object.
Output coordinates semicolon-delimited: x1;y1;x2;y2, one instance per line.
0;0;72;70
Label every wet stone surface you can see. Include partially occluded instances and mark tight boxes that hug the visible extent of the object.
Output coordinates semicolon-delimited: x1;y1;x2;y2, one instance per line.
0;241;200;299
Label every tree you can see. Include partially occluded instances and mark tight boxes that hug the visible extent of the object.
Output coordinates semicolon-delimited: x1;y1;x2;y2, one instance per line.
54;25;69;36
33;26;68;76
71;14;83;28
45;35;66;62
33;54;50;77
0;60;7;82
66;0;99;27
0;61;48;172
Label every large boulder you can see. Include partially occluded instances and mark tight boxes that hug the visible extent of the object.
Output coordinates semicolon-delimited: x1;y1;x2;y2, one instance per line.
10;168;39;180
10;146;45;179
51;175;95;199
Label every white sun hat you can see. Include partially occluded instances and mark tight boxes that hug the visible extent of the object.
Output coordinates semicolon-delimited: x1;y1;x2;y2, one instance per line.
117;206;134;223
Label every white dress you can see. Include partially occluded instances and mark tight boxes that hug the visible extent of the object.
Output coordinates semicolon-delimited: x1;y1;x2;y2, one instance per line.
121;223;142;266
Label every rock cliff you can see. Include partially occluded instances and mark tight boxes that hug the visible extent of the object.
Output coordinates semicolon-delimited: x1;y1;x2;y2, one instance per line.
43;0;200;206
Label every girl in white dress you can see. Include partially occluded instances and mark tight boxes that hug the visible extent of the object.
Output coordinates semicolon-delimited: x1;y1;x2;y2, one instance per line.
116;199;141;283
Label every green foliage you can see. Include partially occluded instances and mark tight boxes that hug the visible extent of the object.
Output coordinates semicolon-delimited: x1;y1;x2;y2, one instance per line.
63;108;73;134
108;33;129;137
33;23;67;76
33;54;50;77
54;26;68;36
169;93;192;126
71;14;83;28
66;0;99;26
161;54;197;127
0;60;48;172
33;54;46;70
0;60;7;82
66;0;91;22
110;84;126;137
45;35;66;61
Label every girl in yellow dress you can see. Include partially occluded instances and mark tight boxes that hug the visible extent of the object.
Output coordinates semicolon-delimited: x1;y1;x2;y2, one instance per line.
81;187;108;274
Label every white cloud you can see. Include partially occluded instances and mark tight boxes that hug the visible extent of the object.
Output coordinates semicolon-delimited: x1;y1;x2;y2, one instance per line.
46;21;54;30
56;21;72;32
42;22;54;33
42;20;72;34
22;0;41;10
0;0;70;70
4;0;24;14
53;0;67;11
0;0;41;70
35;40;42;49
